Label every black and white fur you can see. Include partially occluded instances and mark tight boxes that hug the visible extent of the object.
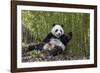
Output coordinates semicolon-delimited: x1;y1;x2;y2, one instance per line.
42;24;72;56
28;24;72;56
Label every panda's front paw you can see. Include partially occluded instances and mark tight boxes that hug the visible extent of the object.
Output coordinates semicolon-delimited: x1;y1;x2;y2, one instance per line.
68;32;72;37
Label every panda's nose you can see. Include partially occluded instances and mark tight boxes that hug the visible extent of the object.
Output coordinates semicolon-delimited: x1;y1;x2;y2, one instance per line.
58;33;60;36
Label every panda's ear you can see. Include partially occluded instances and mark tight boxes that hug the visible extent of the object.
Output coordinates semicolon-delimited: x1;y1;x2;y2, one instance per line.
53;24;56;26
61;24;64;28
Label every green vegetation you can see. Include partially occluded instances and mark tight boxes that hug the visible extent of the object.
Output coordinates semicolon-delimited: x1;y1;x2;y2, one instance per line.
22;10;90;61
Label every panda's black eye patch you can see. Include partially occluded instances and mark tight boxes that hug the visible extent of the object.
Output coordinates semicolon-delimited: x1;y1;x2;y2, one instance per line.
55;29;58;32
60;30;62;33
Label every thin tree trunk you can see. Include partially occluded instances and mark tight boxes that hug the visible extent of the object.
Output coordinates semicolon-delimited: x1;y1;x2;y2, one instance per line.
82;14;87;58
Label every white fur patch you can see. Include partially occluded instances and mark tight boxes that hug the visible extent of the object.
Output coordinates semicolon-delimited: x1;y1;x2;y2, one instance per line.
49;38;65;50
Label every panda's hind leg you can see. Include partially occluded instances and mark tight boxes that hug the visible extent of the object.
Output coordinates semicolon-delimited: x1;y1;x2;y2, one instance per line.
27;43;45;52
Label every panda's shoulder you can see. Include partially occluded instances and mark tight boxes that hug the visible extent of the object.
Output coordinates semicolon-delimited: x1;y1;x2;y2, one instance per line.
45;32;54;39
47;32;53;37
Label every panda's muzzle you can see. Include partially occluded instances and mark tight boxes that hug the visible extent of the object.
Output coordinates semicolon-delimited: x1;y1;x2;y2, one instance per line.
57;33;61;37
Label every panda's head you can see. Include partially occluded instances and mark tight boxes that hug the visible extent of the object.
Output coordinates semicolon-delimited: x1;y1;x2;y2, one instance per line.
51;24;64;38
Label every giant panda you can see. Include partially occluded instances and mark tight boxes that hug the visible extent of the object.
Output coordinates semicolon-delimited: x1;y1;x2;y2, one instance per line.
41;24;72;56
28;24;72;56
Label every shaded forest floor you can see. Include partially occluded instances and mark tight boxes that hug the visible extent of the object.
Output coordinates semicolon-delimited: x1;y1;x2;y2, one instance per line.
22;44;88;62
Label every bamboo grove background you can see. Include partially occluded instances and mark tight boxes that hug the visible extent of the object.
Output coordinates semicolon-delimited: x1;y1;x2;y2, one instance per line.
22;10;90;60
